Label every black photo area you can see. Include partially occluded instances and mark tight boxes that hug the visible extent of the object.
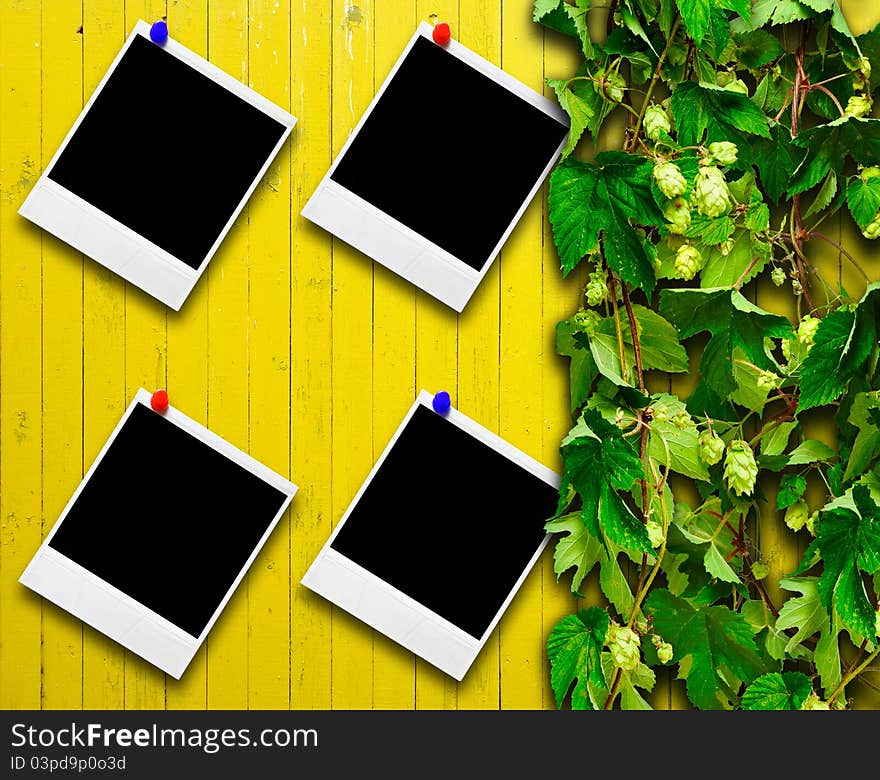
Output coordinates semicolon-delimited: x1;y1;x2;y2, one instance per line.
330;405;557;639
330;36;568;271
49;404;288;637
48;35;286;269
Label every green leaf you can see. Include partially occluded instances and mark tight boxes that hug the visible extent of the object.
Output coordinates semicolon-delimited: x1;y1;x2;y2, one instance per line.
549;154;664;290
846;176;880;230
547;607;609;709
753;124;804;204
778;576;829;655
670;81;770;166
761;420;797;457
845;391;880;482
777;473;807;509
646;589;767;709
787;438;836;465
699;231;769;288
600;653;655;710
816;485;880;641
546;513;604;594
676;0;712;46
673;499;740;583
741;671;812;710
803;171;839;220
625;305;689;373
659;288;793;397
562;409;653;554
556;319;598;413
734;29;784;68
790;117;880;196
648;394;710;481
799;286;880;411
730;349;772;412
548;79;593;159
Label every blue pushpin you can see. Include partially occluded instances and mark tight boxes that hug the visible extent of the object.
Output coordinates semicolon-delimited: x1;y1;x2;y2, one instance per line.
150;20;168;44
432;390;451;414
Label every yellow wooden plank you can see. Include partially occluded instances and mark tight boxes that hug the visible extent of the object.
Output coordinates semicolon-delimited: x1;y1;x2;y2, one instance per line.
205;0;251;709
39;0;85;711
80;0;127;710
329;0;376;711
289;0;333;710
413;0;460;713
497;2;547;710
247;0;292;709
120;0;169;712
0;0;43;710
371;0;418;711
455;0;502;712
164;0;210;711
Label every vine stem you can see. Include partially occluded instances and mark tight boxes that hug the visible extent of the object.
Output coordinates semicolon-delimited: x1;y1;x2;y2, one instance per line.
828;645;880;705
626;15;680;152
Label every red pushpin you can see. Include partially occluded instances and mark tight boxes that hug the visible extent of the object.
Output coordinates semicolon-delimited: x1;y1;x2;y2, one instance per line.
150;389;169;412
432;22;451;46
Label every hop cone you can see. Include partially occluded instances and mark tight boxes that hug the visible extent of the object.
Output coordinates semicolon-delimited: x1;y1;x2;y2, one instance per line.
708;141;738;166
797;315;820;348
674;244;703;281
724;440;758;496
698;429;725;465
846;94;873;117
653;161;687;198
586;270;608;307
644;103;671;141
694;166;731;218
664;196;691;234
784;500;809;532
771;267;786;287
652;635;673;664
606;623;641;671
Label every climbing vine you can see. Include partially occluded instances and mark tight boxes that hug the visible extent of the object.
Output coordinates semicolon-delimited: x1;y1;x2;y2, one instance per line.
538;0;880;709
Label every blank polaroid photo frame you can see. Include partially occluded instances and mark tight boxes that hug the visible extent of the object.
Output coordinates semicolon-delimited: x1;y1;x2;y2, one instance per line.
302;23;569;312
302;390;559;680
20;389;297;678
19;20;296;310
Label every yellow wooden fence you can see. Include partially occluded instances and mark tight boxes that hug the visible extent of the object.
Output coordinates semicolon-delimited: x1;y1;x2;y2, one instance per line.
1;0;878;710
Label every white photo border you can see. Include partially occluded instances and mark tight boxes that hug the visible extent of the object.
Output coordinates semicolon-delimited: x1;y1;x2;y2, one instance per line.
19;388;298;679
301;21;569;313
301;389;559;681
19;20;296;311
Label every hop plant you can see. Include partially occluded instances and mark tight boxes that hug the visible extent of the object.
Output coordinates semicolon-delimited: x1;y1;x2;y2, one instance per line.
694;166;731;218
784;500;810;532
663;196;691;234
599;69;626;103
717;237;735;256
674;244;703;280
586;269;608;306
802;693;832;711
845;93;873;118
651;634;673;663
646;519;664;548
723;78;749;94
698;429;725;465
797;315;820;348
724;440;758;496
572;307;602;335
771;266;787;287
653;161;687;197
708;141;738;165
652;404;670;423
606;623;641;671
672;409;692;430
757;370;778;390
644;103;671;141
862;209;880;239
751;561;770;581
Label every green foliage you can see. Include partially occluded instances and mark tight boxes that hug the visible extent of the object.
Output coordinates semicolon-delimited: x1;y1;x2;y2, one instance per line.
538;0;880;710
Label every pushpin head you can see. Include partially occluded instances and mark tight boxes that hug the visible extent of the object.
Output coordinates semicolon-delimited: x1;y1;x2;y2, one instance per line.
432;390;451;414
150;20;168;44
432;22;451;46
150;389;169;412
